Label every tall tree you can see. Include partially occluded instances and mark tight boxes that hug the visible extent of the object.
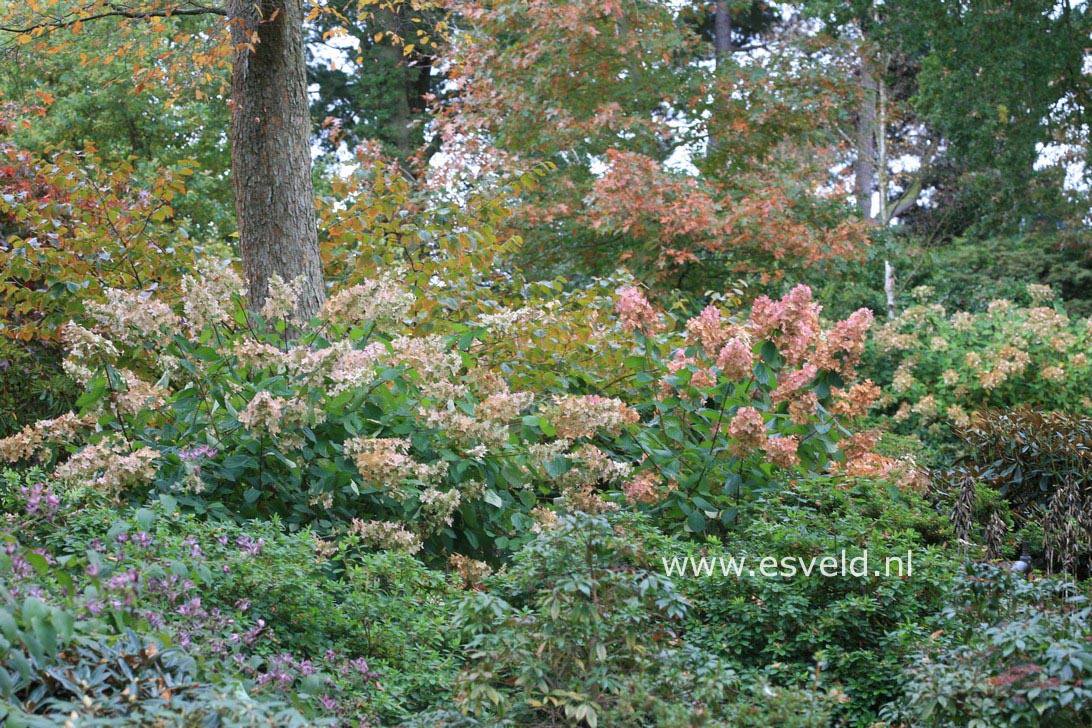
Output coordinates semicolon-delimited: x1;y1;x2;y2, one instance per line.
229;0;324;317
440;0;863;292
307;0;444;166
0;0;326;318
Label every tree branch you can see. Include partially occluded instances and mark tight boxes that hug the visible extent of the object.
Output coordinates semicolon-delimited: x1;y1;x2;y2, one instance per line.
0;3;226;35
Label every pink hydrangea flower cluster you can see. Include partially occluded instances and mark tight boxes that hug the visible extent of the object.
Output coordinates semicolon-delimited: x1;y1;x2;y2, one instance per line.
749;284;822;366
761;436;800;468
615;285;659;334
685;304;735;356
727;406;767;457
662;350;716;396
716;337;754;381
622;470;666;505
815;308;874;375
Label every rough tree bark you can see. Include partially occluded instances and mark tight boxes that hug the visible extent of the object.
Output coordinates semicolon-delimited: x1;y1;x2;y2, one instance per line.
714;1;733;68
229;0;325;319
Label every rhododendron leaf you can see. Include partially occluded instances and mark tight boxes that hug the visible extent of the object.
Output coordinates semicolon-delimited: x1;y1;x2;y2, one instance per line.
686;510;706;533
31;617;57;658
21;632;44;671
8;650;30;682
50;609;74;644
0;609;18;644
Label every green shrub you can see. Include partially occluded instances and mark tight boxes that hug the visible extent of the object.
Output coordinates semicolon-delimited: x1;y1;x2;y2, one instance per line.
0;272;892;559
0;525;318;726
0;483;467;724
453;511;845;726
674;476;958;724
884;563;1092;727
0;338;76;439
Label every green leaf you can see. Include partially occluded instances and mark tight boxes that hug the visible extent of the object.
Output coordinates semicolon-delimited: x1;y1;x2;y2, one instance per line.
23;551;48;578
135;508;157;531
545;455;572;478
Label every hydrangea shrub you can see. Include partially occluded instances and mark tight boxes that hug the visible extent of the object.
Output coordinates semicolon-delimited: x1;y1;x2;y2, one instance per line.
870;284;1092;442
0;263;903;552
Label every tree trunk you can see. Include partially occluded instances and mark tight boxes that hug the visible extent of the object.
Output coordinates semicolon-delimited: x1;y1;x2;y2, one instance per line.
376;7;414;164
714;1;733;69
229;0;325;320
856;47;878;220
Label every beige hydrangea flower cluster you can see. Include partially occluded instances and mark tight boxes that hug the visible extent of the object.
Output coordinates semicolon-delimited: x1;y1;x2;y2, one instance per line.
260;274;305;323
114;368;170;416
419;369;535;449
344;436;446;494
53;435;159;496
61;323;120;385
237;391;287;437
543;394;639;440
418;487;462;533
181;258;246;332
527;441;632;492
320;269;416;332
349;519;423;554
87;289;181;347
0;412;93;463
449;553;493;587
389;334;463;387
